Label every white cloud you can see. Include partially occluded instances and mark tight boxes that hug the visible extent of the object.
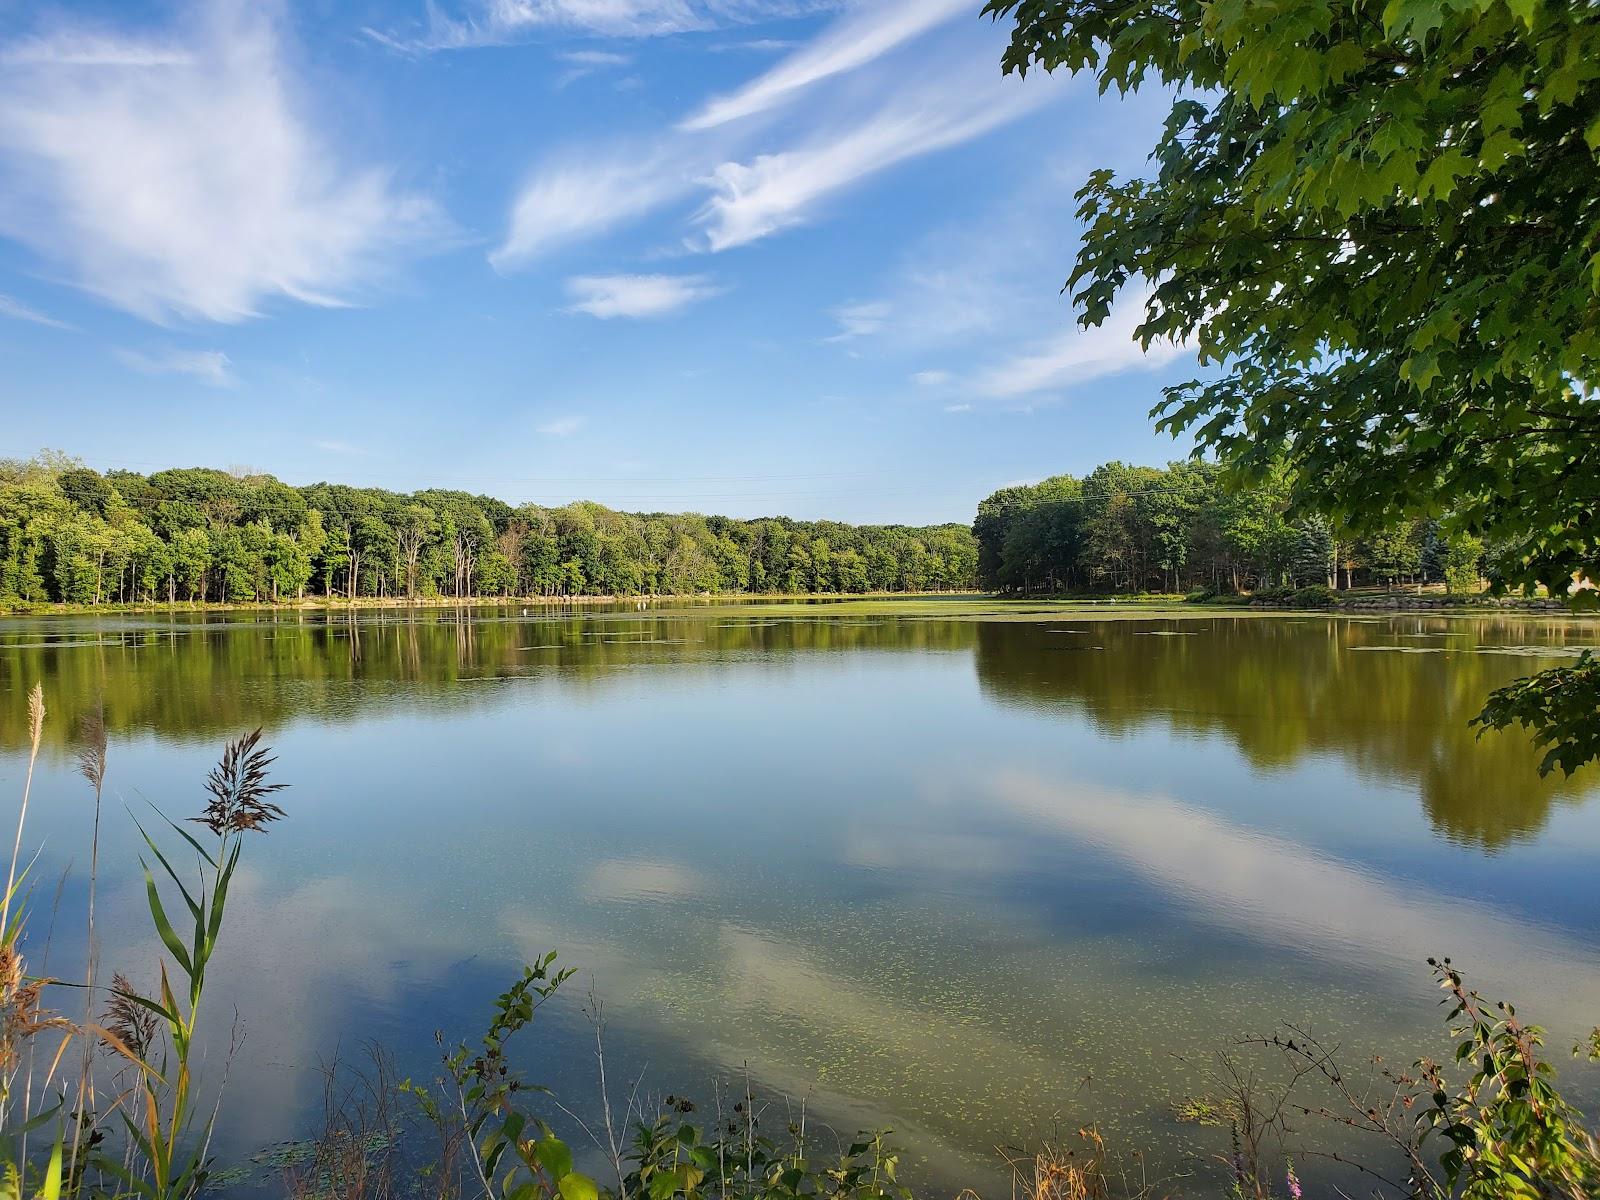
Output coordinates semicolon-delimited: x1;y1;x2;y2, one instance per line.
566;273;722;318
974;288;1188;398
0;34;192;68
827;301;890;341
0;293;72;329
680;0;969;130
491;149;700;269
942;403;972;413
537;415;585;436
707;38;800;52
374;0;838;49
491;2;1064;267
911;369;950;386
554;48;634;86
694;64;1061;252
0;4;446;324
115;347;234;386
559;50;633;66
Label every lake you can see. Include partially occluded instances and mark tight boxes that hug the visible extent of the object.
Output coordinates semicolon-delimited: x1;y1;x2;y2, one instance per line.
1;599;1597;1195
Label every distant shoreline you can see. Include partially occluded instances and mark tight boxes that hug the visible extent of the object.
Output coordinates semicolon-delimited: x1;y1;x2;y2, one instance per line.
1;590;1585;619
0;591;990;618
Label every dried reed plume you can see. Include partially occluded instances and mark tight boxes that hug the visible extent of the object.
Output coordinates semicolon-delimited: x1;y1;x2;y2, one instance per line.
102;973;159;1064
76;709;106;793
0;685;44;1145
25;685;41;759
72;705;109;1175
0;971;55;1074
1;684;45;941
194;729;287;836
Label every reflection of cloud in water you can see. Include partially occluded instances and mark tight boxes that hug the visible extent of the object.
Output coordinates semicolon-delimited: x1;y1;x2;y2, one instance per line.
497;908;1055;1188
842;826;1017;876
164;866;467;1153
585;859;704;903
987;771;1600;1034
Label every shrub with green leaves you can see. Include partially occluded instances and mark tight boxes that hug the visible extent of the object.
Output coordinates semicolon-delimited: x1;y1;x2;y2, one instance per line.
1420;959;1599;1200
402;953;601;1200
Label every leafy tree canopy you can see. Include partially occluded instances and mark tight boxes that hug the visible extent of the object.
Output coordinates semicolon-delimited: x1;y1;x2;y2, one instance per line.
985;0;1600;770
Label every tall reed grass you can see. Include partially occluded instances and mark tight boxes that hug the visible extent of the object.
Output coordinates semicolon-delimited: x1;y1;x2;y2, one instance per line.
1;682;285;1199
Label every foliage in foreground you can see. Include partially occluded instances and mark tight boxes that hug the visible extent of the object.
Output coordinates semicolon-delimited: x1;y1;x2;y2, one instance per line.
982;0;1600;772
1472;651;1600;777
0;690;283;1199
276;952;1600;1200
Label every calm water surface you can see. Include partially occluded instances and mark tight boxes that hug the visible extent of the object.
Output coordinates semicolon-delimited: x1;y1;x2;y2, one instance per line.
1;600;1597;1193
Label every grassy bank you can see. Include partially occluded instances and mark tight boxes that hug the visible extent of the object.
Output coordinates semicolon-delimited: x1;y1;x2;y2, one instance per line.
4;589;1584;624
0;591;1000;619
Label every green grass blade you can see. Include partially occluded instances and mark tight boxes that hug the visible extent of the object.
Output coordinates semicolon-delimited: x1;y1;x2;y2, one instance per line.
143;869;194;977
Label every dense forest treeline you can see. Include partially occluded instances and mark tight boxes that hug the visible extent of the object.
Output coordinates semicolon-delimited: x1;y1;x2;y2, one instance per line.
0;453;977;604
973;460;1491;595
0;452;1504;608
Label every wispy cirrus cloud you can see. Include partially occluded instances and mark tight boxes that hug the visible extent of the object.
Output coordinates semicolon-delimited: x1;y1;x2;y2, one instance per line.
707;38;799;53
0;3;447;324
680;0;969;131
826;301;890;341
911;369;951;386
0;293;73;330
0;34;191;68
115;347;234;386
566;274;723;318
491;148;703;270
490;5;1064;268
555;48;633;86
692;58;1064;252
537;415;585;437
371;0;839;50
561;49;632;66
973;288;1187;398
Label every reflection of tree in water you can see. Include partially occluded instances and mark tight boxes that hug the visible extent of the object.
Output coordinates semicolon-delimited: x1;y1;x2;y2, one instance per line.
0;607;978;751
973;616;1599;850
4;608;1592;849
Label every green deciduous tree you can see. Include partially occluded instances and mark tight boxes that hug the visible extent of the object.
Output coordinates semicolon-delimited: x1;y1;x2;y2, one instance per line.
0;454;979;611
986;0;1600;768
1443;531;1487;596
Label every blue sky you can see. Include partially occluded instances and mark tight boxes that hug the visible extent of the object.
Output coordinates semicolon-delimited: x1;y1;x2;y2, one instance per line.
0;0;1196;524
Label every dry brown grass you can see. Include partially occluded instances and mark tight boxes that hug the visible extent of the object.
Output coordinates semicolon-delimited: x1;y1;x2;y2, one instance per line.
988;1126;1179;1200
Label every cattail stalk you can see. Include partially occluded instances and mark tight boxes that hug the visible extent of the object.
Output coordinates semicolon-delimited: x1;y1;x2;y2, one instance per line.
70;707;108;1183
1;684;44;943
